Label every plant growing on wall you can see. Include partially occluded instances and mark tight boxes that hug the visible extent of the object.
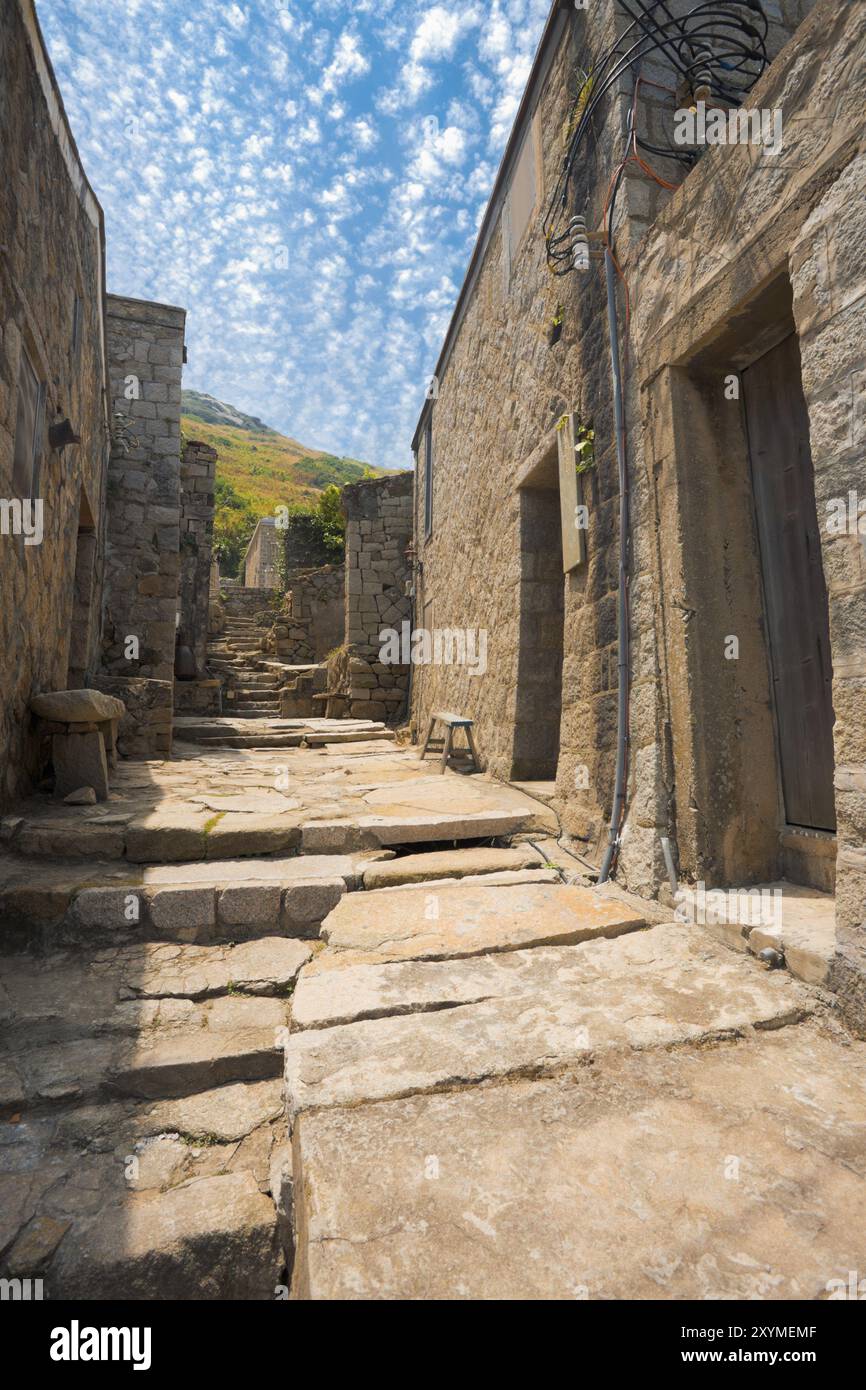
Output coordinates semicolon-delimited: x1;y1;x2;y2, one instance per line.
575;418;595;475
556;411;595;475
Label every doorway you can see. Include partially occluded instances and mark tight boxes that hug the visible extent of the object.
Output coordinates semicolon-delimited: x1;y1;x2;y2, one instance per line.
513;477;564;780
742;334;836;833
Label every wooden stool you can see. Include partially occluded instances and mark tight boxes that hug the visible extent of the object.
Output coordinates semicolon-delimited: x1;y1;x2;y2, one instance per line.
419;712;481;775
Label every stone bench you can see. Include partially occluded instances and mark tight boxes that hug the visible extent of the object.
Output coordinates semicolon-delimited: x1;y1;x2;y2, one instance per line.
30;689;127;802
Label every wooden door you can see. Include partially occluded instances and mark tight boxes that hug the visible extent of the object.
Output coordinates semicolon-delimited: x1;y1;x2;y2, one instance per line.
742;333;836;831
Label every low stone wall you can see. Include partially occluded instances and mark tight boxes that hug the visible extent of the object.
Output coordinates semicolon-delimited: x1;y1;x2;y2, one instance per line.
221;585;277;620
268;565;344;664
92;675;173;759
173;680;221;716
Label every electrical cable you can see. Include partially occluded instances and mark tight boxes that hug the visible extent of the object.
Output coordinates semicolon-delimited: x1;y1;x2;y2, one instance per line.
544;1;768;276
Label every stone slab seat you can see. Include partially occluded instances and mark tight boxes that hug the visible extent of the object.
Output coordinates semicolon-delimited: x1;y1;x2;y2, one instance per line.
30;689;127;802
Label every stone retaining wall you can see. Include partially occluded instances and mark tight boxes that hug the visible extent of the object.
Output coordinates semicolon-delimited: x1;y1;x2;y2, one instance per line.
269;564;344;664
92;675;173;760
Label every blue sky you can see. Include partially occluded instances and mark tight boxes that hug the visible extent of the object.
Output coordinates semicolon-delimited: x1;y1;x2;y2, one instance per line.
38;0;551;468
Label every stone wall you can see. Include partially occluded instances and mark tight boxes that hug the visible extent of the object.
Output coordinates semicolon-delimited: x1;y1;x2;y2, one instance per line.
340;472;413;721
220;585;277;621
99;295;186;757
0;0;110;805
626;1;866;1020
91;674;173;761
244;518;280;589
179;440;217;674
267;564;345;664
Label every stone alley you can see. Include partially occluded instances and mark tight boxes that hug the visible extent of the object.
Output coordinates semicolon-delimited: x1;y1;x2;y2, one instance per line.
2;0;866;1320
2;714;865;1299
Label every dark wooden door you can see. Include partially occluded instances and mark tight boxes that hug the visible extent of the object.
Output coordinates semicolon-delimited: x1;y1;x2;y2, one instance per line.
743;333;836;831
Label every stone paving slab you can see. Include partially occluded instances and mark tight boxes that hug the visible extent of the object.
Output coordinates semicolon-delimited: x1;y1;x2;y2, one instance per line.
3;735;548;863
320;881;646;964
293;921;709;1029
50;1169;282;1300
369;868;561;892
1;939;309;1043
291;1021;866;1300
322;741;403;757
285;931;813;1116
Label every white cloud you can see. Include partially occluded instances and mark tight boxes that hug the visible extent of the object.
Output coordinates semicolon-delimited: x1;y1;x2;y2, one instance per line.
36;0;548;467
321;29;369;95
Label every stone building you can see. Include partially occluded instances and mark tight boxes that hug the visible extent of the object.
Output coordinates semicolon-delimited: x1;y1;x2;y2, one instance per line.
411;1;866;1022
244;516;280;588
1;0;111;803
0;0;215;791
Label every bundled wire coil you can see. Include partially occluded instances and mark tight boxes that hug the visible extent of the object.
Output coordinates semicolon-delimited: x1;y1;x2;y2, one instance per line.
545;0;769;275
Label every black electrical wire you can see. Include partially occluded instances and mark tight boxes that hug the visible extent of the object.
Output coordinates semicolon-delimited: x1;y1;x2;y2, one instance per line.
544;1;768;275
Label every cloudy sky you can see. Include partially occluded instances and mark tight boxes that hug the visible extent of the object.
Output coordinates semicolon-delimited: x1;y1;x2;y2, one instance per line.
38;0;551;467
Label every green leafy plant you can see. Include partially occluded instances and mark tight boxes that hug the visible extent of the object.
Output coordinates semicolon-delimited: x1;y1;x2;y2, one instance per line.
575;419;595;475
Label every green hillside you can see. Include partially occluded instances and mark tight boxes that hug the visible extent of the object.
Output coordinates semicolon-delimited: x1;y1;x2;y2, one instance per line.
181;391;386;576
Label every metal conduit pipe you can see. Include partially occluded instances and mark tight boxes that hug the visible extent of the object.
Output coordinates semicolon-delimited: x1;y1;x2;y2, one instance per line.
598;247;631;884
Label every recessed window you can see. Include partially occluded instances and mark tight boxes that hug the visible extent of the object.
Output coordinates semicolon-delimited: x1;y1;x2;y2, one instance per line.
12;345;45;498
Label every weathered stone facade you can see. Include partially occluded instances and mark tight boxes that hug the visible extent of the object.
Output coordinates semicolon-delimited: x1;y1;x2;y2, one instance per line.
0;0;110;803
101;297;185;680
335;473;413;721
0;2;216;795
411;1;866;1020
244;517;280;588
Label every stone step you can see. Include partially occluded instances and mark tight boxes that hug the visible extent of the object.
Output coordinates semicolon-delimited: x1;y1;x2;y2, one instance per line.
187;734;311;748
318;880;644;964
305;729;396;747
217;709;282;719
362;845;545;889
285;918;814;1118
0;937;312;1050
299;807;536;854
1;1081;288;1298
0;850;376;949
1;991;290;1116
172;720;303;744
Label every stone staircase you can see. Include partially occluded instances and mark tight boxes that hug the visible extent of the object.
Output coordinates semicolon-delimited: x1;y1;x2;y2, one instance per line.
0;737;558;1297
207;615;282;718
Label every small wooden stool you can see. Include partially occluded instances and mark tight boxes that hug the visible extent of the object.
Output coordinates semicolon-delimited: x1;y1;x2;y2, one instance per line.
419;711;481;775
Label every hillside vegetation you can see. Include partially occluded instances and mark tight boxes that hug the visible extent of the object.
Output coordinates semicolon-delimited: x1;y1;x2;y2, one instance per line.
181;391;388;576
